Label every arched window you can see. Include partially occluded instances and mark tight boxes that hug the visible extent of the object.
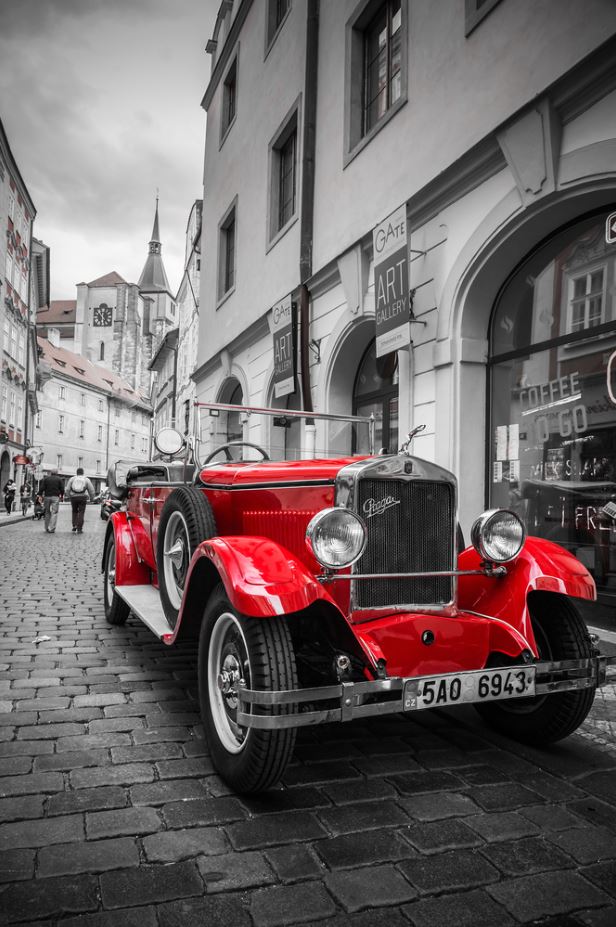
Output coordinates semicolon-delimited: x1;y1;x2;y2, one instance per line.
226;381;243;445
353;340;399;454
488;211;616;602
99;341;105;361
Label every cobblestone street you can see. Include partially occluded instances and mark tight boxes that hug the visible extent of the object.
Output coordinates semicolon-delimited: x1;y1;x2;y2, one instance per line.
1;507;615;926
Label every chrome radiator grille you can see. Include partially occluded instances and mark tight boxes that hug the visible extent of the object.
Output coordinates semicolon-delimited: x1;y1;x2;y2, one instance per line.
353;478;455;608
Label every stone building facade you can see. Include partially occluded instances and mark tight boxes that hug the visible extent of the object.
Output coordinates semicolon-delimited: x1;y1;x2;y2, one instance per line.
194;0;616;604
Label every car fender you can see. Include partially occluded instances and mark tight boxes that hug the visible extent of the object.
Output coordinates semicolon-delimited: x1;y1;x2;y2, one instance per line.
185;535;341;618
457;535;596;655
102;511;150;585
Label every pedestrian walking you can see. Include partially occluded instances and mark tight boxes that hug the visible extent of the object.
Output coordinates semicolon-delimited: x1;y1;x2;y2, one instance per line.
65;467;95;534
19;482;32;516
3;479;16;515
39;469;64;533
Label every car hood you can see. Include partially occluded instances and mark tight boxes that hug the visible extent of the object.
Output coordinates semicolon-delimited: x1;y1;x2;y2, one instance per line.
198;457;373;486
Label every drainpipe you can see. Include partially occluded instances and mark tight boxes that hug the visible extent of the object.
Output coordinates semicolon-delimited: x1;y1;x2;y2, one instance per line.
299;0;318;423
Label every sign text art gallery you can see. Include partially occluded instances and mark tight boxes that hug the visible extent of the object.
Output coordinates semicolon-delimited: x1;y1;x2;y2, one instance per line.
373;204;410;358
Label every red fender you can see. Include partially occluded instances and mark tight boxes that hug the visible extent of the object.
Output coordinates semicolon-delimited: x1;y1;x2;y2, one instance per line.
187;536;342;618
457;535;596;657
107;511;150;585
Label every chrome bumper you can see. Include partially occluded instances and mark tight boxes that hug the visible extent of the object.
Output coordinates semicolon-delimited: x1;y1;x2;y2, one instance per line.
236;654;616;731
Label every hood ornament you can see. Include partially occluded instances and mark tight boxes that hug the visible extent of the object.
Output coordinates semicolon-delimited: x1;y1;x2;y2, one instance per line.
399;424;426;456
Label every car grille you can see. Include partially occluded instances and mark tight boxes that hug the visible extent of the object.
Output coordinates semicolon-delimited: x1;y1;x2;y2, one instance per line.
353;478;455;609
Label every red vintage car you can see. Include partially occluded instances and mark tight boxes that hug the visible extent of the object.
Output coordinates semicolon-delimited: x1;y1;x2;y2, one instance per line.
102;403;613;793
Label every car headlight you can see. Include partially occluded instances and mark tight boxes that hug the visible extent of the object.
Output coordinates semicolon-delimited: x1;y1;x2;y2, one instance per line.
306;507;367;569
471;509;526;563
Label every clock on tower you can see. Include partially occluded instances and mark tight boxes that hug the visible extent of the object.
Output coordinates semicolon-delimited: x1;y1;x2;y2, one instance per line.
93;304;113;327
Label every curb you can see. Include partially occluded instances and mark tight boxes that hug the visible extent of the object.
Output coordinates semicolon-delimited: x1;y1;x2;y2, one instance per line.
0;514;31;528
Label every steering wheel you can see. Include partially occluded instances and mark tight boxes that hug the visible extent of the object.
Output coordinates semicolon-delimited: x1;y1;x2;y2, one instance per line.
201;441;270;466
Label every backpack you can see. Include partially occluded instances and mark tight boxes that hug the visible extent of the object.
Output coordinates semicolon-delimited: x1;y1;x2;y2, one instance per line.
71;475;87;495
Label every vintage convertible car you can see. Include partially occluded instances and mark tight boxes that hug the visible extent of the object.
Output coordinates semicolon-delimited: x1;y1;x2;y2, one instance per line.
102;403;614;793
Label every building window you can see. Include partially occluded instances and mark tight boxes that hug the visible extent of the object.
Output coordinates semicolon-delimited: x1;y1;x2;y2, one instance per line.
99;342;105;361
130;433;135;450
218;201;237;301
98;425;103;442
266;0;290;50
9;391;15;426
465;0;504;36
269;108;298;242
57;454;63;469
353;341;399;455
59;385;66;400
115;404;120;419
1;387;7;421
96;459;101;473
36;412;41;429
78;456;84;469
345;0;407;161
98;399;104;412
114;429;119;446
81;392;86;407
17;330;25;366
58;414;65;434
489;212;616;605
16;396;23;431
221;56;237;141
79;419;85;438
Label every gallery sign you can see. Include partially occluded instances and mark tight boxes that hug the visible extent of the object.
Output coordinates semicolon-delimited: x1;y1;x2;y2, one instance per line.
272;294;296;398
373;204;410;357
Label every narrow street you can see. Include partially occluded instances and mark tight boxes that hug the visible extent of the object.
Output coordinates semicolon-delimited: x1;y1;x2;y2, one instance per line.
0;508;615;926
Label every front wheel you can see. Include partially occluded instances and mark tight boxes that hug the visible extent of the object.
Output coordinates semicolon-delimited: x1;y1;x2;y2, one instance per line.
476;592;595;744
198;585;297;793
103;536;130;626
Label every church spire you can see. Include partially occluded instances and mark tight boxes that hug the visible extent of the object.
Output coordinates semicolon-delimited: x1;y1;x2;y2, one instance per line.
138;195;171;293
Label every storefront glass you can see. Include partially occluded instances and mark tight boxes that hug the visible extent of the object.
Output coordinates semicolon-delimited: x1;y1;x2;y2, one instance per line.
353;341;399;454
489;212;616;600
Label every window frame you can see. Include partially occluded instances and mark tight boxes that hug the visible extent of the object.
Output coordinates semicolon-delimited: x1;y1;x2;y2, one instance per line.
465;0;504;37
265;0;291;57
267;99;301;250
217;197;238;306
344;0;408;167
220;51;239;146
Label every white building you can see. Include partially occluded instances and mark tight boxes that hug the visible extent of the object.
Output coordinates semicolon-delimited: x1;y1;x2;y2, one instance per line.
175;199;202;436
36;334;152;491
0;117;42;491
194;0;616;605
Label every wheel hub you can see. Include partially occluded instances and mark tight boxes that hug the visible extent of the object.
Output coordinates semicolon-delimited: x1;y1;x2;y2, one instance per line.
164;538;185;570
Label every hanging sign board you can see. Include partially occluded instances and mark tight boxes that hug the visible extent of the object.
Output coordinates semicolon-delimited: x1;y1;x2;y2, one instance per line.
272;295;296;398
373;204;410;357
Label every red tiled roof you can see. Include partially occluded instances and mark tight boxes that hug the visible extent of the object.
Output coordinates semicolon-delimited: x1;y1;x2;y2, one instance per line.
87;271;127;287
37;300;76;325
37;336;150;407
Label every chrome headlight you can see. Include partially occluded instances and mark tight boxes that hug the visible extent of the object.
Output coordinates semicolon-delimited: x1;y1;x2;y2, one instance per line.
471;509;526;563
306;507;367;569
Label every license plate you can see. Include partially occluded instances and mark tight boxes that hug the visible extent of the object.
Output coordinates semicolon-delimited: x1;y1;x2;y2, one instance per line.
403;666;536;711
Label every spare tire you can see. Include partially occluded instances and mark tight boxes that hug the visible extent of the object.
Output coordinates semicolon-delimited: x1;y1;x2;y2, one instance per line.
157;486;217;628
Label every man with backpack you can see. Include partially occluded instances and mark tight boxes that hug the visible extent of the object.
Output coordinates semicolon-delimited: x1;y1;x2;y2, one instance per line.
65;467;95;534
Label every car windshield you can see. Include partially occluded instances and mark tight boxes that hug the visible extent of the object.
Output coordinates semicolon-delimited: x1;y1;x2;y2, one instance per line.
195;402;375;462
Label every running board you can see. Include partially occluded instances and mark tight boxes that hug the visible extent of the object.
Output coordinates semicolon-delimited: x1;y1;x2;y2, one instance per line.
115;585;173;640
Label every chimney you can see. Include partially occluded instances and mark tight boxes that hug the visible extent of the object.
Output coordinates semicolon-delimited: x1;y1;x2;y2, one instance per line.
47;327;61;348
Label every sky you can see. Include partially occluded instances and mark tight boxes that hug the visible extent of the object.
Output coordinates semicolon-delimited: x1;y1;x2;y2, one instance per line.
1;0;219;301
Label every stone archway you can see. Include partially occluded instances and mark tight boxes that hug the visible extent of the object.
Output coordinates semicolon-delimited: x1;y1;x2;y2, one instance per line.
323;317;375;456
0;450;10;490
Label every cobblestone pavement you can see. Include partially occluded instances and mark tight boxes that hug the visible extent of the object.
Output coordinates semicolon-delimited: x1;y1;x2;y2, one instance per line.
1;507;615;926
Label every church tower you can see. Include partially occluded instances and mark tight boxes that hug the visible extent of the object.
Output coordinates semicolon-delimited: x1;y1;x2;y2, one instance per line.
138;198;176;358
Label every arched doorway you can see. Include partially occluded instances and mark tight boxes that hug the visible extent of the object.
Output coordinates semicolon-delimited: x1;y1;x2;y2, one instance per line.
353;340;399;454
269;387;302;461
0;451;10;490
488;209;616;602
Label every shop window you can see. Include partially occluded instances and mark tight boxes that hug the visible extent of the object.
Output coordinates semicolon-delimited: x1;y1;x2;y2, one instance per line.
489;212;616;603
345;0;407;162
353;339;399;454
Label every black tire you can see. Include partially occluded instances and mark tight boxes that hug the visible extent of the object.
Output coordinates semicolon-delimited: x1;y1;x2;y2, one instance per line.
476;592;595;744
198;585;298;793
103;536;130;626
157;486;217;629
